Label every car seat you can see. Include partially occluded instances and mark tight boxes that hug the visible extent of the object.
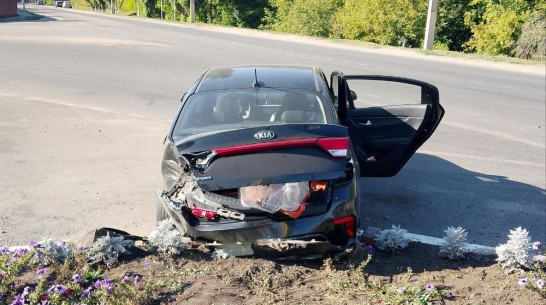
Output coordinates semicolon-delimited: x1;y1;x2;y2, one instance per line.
213;93;242;124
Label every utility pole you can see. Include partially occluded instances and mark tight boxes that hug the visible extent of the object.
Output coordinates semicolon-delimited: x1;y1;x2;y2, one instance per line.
137;0;139;17
172;0;175;20
190;0;195;23
160;0;163;19
22;0;25;11
423;0;438;50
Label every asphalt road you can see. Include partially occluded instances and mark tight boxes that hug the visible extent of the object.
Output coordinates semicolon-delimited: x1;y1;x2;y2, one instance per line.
0;5;544;247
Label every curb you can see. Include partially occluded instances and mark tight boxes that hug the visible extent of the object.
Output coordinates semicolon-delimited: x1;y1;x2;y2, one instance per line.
359;227;496;256
405;233;496;256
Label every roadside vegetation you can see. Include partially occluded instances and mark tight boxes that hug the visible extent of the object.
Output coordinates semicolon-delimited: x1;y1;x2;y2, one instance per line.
1;223;544;304
43;0;546;61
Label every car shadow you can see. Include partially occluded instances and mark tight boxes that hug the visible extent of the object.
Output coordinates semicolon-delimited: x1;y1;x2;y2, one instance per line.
359;153;545;247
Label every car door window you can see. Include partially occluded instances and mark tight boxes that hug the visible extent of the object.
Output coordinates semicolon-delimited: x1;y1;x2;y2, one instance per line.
333;74;444;177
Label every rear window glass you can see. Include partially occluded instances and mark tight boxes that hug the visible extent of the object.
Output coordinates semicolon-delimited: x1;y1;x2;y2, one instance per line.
172;89;330;140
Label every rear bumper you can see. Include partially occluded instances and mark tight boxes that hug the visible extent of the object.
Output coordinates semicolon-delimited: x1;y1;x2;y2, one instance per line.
156;179;356;255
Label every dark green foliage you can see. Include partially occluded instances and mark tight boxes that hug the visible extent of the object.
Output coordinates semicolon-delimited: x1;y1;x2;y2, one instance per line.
142;0;158;17
195;0;270;28
436;0;473;51
514;10;546;60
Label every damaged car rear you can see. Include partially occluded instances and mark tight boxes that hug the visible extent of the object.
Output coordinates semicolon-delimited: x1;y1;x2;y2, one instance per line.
157;65;444;258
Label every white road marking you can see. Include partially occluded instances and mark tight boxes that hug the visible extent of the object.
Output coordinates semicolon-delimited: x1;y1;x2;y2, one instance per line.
469;80;484;84
404;233;495;255
420;150;545;167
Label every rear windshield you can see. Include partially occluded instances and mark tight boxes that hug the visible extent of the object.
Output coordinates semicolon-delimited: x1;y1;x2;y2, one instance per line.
172;89;331;140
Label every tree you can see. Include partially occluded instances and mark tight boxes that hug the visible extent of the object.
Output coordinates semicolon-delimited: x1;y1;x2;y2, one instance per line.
514;9;546;60
464;0;538;55
436;0;473;51
333;0;427;47
261;0;343;37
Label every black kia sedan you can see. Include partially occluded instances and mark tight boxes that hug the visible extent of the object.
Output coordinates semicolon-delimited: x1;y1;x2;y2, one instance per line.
157;65;444;257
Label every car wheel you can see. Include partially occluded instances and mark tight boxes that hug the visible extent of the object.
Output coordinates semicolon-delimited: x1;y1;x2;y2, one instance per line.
156;196;169;224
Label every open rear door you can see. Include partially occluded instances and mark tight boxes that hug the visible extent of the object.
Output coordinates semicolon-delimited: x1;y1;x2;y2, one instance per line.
331;73;444;177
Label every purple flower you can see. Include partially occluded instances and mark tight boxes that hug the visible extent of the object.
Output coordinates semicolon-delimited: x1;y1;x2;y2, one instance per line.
518;278;528;286
121;276;129;284
537;279;544;289
22;287;30;297
94;279;102;289
101;277;115;292
72;274;81;283
34;252;43;260
10;295;24;305
0;246;9;254
12;251;21;259
36;268;49;275
77;245;85;252
81;287;92;299
532;241;542;250
534;258;544;264
0;291;2;298
397;287;406;293
134;276;140;286
361;242;367;247
144;261;152;268
367;245;374;254
425;284;434;291
29;240;37;248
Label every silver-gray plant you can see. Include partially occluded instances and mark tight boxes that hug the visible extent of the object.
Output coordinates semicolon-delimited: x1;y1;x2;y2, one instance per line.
86;233;134;267
375;225;409;252
35;239;74;265
495;227;532;273
148;219;191;255
439;226;468;259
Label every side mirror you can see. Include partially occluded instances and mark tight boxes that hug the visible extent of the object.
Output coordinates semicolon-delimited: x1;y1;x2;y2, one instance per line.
180;93;187;102
350;90;357;101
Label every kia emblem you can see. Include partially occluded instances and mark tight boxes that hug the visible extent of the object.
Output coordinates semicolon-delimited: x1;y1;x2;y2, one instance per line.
254;130;275;140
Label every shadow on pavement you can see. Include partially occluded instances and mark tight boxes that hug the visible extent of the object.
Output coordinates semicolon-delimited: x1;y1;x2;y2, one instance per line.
360;153;545;247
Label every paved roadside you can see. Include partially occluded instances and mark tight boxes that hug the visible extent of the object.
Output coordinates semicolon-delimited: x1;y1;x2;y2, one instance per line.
23;4;545;76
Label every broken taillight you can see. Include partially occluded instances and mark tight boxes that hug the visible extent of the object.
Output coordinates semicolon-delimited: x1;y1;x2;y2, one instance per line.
333;216;356;238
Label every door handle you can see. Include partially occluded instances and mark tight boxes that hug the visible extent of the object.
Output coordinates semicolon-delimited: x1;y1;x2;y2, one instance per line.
359;120;372;126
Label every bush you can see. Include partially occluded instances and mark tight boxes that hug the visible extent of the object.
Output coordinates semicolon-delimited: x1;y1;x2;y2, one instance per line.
514;10;546;60
464;0;533;55
332;0;427;47
262;0;343;38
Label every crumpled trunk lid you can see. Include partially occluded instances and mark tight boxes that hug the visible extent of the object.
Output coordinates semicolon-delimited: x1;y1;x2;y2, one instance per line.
175;124;349;192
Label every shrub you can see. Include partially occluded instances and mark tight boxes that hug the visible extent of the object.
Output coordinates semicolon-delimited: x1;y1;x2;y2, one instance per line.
262;0;343;38
514;10;546;60
86;233;134;267
439;226;468;260
464;0;534;55
147;219;191;255
496;227;532;273
332;0;427;47
375;225;409;252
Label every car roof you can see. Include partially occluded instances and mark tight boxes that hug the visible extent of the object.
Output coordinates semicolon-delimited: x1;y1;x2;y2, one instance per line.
195;65;321;93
